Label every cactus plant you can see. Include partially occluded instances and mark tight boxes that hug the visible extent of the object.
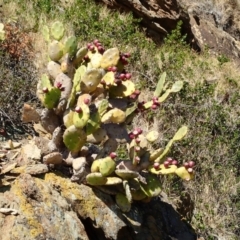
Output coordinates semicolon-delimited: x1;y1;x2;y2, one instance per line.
32;21;194;213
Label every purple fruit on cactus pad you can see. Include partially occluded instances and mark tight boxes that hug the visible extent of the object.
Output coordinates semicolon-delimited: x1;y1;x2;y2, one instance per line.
132;130;139;136
172;160;178;166
98;46;105;53
124;52;131;58
107;66;112;71
84;55;89;61
188;161;195;168
153;162;160;170
129;94;137;99
89;45;95;51
125;73;131;79
75;106;82;113
135;146;141;152
135;138;141;144
129;133;135;139
187;168;193;173
135;156;140;163
167;157;173;163
100;79;106;85
109;152;117;159
111;66;117;72
134;90;141;95
119;73;125;80
84;98;90;105
93;39;99;44
164;161;170;168
114;79;122;85
183;162;189;168
87;43;92;48
42;87;49;93
56;82;62;89
151;104;158;110
135;128;143;134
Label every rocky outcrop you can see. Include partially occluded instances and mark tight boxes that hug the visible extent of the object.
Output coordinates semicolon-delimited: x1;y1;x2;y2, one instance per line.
0;172;197;240
95;0;240;61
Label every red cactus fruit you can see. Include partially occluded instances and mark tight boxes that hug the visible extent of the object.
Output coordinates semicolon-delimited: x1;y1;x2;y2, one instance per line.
164;160;170;168
188;161;195;168
125;73;132;79
75;106;82;113
42;87;49;93
153;162;160;170
183;162;190;169
109;152;117;159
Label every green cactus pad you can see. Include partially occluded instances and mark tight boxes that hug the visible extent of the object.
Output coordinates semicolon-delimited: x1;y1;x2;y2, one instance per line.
86;111;101;135
101;108;126;124
155;126;188;163
105;177;122;185
64;36;77;57
68;65;87;108
109;80;135;97
73;47;88;67
154;71;166;97
131;189;147;201
80;69;103;93
175;166;194;181
63;109;74;128
63;125;87;153
91;159;101;173
170;80;184;93
48;40;64;61
90;52;103;68
149;148;164;161
41;25;50;42
43;87;61;109
115;169;139;179
123;180;132;203
98;99;109;116
54;73;72;100
99;156;116;177
86;172;107;185
172;125;188;141
47;61;62;80
102;71;115;85
50;21;65;41
41;74;52;89
148;164;177;175
73;103;90;129
115;193;131;212
87;128;107;143
146;130;159;142
154;139;173;163
100;48;120;69
140;174;162;197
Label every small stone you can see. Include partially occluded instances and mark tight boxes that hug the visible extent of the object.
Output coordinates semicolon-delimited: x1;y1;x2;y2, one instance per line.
72;157;87;171
43;152;63;165
21;103;41;123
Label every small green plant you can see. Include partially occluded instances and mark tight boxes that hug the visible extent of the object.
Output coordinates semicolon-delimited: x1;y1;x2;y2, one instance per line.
32;21;194;212
217;54;229;65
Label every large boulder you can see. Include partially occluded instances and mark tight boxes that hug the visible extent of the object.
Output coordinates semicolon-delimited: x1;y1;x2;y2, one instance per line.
0;173;197;240
95;0;240;62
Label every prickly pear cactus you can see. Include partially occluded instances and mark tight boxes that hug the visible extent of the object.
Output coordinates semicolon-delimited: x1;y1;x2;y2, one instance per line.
33;21;194;213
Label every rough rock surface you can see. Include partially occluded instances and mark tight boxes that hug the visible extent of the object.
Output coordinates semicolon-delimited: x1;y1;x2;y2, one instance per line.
0;172;197;240
95;0;240;62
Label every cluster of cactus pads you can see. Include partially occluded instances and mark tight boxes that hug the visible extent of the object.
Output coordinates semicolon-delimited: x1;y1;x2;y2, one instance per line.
36;21;195;212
